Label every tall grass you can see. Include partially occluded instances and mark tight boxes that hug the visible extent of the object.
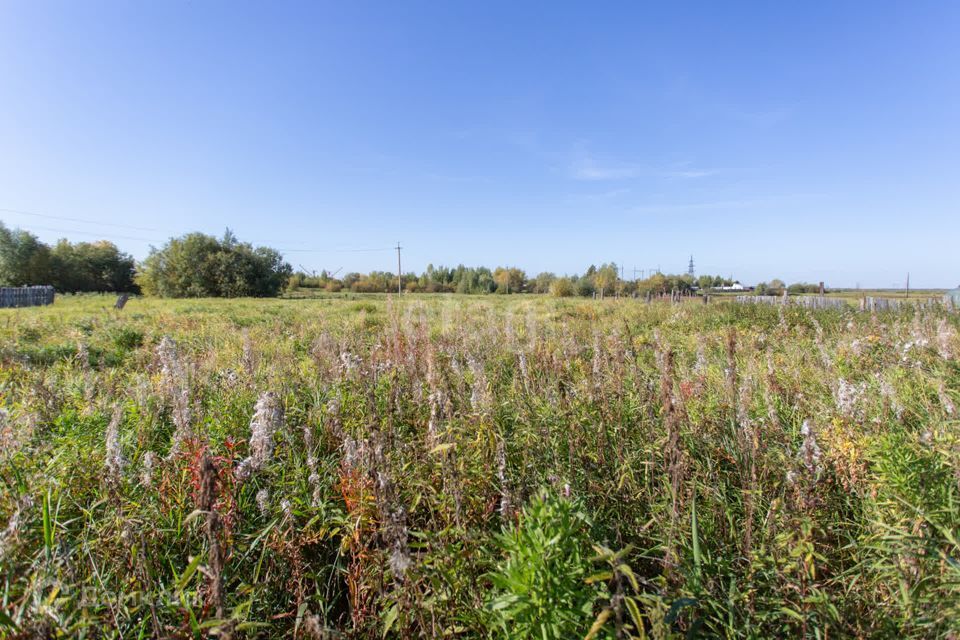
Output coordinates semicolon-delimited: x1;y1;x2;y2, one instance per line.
0;294;957;638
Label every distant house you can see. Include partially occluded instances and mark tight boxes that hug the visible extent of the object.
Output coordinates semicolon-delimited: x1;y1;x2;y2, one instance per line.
717;281;749;291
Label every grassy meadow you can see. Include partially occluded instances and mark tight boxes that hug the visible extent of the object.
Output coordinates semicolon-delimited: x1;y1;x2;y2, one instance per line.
0;294;959;638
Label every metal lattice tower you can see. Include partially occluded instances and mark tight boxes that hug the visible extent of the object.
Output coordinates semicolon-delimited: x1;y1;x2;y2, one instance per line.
687;255;695;278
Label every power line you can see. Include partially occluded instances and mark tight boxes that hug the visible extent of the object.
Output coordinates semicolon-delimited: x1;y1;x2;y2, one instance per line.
0;207;166;233
2;212;397;256
5;223;156;244
278;246;394;253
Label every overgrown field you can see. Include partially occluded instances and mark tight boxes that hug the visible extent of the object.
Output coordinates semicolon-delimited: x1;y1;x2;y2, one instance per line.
1;295;959;638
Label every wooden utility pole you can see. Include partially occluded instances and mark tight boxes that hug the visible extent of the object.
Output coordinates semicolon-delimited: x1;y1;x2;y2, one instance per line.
396;242;402;295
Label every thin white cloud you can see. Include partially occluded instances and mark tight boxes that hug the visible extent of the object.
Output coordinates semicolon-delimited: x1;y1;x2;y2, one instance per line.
630;193;826;214
657;169;719;179
631;199;761;213
569;155;720;181
421;172;492;184
572;163;645;180
592;187;632;199
567;187;633;203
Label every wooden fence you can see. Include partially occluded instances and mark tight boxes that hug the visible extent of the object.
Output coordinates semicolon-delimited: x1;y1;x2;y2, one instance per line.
734;294;845;309
643;291;700;303
734;294;944;312
734;295;781;305
0;286;55;308
859;297;900;312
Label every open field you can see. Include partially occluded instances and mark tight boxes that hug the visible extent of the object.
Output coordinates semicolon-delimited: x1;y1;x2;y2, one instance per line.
1;295;959;638
823;290;947;301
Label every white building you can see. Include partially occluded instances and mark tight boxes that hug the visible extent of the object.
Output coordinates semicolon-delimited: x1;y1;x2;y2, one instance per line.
717;281;747;291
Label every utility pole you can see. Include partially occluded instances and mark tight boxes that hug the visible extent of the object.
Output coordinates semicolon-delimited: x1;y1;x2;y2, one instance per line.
906;272;910;298
396;242;402;296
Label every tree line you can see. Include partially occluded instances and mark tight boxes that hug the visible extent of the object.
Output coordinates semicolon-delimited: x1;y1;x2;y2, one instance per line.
7;220;823;299
754;279;825;295
0;223;290;297
0;222;138;292
288;262;742;298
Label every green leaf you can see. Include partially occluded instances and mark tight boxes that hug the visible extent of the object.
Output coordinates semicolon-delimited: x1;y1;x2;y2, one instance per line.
584;571;612;584
665;597;697;624
235;621;272;631
42;489;53;559
624;597;645;635
0;609;17;631
382;602;399;638
780;607;805;621
691;491;702;574
176;554;204;591
429;443;455;455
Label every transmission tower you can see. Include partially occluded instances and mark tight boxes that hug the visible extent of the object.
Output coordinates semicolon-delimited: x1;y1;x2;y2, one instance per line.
687;255;695;278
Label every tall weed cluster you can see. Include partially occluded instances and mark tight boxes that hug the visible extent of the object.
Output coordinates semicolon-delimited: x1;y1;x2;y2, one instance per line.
0;295;957;638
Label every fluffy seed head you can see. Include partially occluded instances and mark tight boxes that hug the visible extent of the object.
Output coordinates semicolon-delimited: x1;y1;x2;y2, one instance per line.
235;391;284;480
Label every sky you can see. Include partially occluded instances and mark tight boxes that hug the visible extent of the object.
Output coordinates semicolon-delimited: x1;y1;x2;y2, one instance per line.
1;2;958;288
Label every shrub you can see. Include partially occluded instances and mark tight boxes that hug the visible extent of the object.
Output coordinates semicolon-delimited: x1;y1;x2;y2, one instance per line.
486;491;599;638
110;327;144;351
550;277;575;298
575;277;595;297
137;230;291;298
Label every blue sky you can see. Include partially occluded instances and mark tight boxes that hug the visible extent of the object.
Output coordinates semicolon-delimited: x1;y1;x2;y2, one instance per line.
1;2;958;287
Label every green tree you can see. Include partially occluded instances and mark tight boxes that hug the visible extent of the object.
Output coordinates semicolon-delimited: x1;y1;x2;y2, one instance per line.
532;272;556;294
549;277;574;297
137;230;291;298
0;222;52;286
788;282;820;294
646;273;668;295
493;267;526;294
49;239;137;292
574;275;595;297
593;263;618;299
